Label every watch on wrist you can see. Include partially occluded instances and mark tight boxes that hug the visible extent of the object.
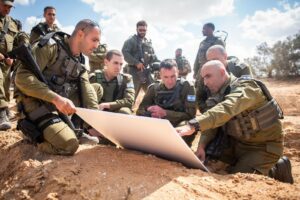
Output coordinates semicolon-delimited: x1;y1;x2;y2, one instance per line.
188;118;200;131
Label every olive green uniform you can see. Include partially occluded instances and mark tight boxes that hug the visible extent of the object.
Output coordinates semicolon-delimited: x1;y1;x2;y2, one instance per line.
137;79;197;146
88;44;107;72
197;75;283;175
197;57;252;112
0;15;19;109
90;70;135;114
29;22;60;44
175;55;191;79
122;34;159;98
15;34;98;155
193;36;225;78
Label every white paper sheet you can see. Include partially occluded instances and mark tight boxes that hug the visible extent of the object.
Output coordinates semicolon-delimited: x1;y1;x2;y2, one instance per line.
76;107;208;171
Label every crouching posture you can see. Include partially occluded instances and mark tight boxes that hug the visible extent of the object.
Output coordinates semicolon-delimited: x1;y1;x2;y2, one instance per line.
177;60;293;184
15;19;100;155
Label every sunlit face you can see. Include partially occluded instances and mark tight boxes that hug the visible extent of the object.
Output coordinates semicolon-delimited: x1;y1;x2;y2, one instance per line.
206;50;227;66
0;3;12;16
160;66;178;89
44;8;56;25
105;54;123;78
201;65;225;94
136;25;147;38
79;27;101;56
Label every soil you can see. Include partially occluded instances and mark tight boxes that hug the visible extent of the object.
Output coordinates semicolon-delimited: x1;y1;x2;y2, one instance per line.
0;78;299;200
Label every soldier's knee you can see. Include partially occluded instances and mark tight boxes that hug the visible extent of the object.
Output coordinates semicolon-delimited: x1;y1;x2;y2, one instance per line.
63;138;79;155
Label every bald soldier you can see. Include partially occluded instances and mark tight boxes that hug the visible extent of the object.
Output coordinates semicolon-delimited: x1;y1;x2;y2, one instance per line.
0;0;20;130
198;45;252;112
193;23;225;80
137;59;197;146
177;60;293;184
90;49;135;114
30;6;60;44
15;19;100;155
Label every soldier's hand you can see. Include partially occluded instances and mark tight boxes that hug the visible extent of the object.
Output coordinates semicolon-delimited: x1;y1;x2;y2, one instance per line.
0;53;4;61
5;58;14;66
195;145;206;161
147;105;166;118
98;103;110;110
136;62;145;71
176;125;195;136
52;95;76;115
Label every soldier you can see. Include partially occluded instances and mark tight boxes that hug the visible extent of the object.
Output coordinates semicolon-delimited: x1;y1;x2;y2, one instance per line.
175;48;191;79
29;6;60;44
90;49;135;114
198;45;252;112
177;60;293;184
0;0;20;130
193;23;225;80
137;59;197;146
88;43;107;72
15;19;100;155
122;20;160;99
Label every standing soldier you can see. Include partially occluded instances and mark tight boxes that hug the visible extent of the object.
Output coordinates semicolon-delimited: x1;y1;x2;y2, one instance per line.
193;23;225;80
88;43;107;72
15;19;100;155
90;50;135;114
0;0;19;130
30;6;60;44
137;59;197;146
175;48;191;79
177;60;293;184
122;20;159;99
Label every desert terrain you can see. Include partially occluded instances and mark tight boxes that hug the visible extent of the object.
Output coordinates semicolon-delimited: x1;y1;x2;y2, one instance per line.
0;78;299;200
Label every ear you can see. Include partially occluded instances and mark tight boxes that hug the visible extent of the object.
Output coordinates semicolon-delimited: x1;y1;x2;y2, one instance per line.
104;58;109;66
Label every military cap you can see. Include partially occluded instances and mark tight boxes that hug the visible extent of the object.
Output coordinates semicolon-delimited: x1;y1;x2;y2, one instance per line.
2;0;14;6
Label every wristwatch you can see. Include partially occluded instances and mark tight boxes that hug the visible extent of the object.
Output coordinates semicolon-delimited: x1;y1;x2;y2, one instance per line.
188;118;200;131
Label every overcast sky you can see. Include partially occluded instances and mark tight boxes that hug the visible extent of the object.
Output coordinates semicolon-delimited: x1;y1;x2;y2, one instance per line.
11;0;300;65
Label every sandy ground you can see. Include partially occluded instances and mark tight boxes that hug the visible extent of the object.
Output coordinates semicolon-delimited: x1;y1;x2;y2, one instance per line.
0;78;299;200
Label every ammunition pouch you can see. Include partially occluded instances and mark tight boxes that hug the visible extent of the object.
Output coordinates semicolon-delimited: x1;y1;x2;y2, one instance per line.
226;99;283;139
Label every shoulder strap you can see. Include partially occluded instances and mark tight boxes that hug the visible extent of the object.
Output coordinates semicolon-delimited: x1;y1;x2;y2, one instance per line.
0;18;10;40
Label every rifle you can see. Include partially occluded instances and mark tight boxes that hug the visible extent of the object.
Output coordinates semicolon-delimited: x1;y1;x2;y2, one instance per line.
204;128;230;165
8;44;82;137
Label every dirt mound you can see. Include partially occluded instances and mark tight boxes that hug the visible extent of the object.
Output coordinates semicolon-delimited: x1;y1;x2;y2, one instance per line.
1;78;299;199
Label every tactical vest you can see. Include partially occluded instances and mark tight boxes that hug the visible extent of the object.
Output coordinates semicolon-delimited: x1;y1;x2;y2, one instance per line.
0;16;18;54
94;70;126;101
153;79;186;112
40;32;86;99
206;77;283;139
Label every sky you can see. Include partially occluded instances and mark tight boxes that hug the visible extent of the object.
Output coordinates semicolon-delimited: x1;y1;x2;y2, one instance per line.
10;0;300;65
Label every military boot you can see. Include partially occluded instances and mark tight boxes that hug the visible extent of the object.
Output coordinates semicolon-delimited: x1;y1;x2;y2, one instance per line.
269;156;294;184
0;108;11;131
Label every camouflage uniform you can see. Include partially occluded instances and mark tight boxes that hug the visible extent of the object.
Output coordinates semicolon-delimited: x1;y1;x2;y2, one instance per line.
197;75;283;175
29;22;60;44
122;34;159;98
0;15;19;128
88;44;107;72
175;55;191;79
197;56;252;112
227;56;252;78
137;79;197;146
90;70;135;114
193;36;225;78
15;33;98;155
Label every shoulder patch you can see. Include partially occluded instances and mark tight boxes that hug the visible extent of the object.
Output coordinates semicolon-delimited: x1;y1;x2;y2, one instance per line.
187;95;196;102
